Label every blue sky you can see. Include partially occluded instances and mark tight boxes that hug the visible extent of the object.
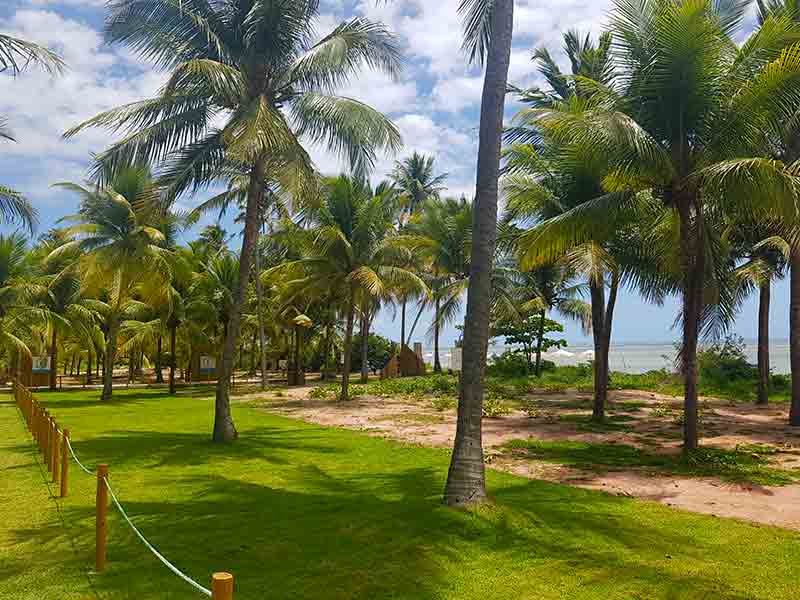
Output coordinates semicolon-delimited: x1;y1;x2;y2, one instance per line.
0;0;785;347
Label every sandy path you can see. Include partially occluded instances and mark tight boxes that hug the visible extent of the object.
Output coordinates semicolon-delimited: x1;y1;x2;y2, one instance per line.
247;386;800;531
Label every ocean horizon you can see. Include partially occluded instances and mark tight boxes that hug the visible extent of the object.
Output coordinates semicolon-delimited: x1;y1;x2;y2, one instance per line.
420;340;791;374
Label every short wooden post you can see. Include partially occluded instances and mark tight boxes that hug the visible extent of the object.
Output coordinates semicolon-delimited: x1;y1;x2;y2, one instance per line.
60;429;69;498
51;422;60;482
42;411;49;462
212;572;234;600
96;464;108;572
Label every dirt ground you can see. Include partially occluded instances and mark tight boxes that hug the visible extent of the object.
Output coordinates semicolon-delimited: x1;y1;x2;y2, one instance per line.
246;385;800;531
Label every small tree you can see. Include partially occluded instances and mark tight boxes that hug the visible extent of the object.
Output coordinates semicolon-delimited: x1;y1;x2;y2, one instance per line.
493;315;566;376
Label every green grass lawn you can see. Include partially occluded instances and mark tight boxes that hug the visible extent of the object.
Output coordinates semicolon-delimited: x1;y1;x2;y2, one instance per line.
2;388;800;599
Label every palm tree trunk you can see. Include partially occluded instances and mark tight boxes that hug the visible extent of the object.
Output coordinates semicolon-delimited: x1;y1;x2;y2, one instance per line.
213;158;268;441
49;329;57;391
401;299;406;352
169;323;177;395
254;239;269;391
341;288;356;401
589;281;606;420
534;309;545;377
678;198;704;449
86;347;92;385
155;335;164;383
102;320;119;401
444;0;513;507
434;297;442;373
790;247;800;425
360;306;370;384
757;281;771;406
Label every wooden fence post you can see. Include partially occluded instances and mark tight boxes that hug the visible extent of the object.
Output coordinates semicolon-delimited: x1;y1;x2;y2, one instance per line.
51;421;60;482
42;411;49;462
212;572;234;600
96;464;108;572
32;404;38;444
60;429;69;498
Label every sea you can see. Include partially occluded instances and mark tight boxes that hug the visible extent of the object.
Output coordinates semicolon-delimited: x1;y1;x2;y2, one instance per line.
424;341;792;374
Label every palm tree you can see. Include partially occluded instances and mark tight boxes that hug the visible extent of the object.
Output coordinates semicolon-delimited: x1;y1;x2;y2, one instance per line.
391;153;446;355
67;0;402;442
754;0;800;423
407;197;472;372
0;233;35;363
506;29;621;419
444;0;515;506
54;167;172;401
521;0;800;447
272;175;424;402
0;34;64;233
391;152;448;220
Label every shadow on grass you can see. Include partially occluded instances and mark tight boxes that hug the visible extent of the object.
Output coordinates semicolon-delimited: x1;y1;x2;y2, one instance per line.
9;465;778;600
504;439;799;486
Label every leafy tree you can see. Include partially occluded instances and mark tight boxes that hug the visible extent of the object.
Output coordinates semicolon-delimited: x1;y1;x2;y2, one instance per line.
66;0;402;442
351;333;394;374
492;314;566;375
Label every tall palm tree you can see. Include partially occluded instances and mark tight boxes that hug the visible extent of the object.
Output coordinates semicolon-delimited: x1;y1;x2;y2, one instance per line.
407;197;472;372
444;0;515;507
391;152;446;354
755;0;800;423
54;167;172;401
272;175;424;402
506;29;622;419
0;233;35;363
522;0;800;447
0;34;64;233
66;0;402;442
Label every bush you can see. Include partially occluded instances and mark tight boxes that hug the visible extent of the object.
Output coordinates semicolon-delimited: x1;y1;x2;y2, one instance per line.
697;336;757;383
351;334;395;374
482;395;511;418
431;396;456;411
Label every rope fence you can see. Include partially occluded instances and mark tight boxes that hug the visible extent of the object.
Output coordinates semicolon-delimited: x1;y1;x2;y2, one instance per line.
11;379;233;600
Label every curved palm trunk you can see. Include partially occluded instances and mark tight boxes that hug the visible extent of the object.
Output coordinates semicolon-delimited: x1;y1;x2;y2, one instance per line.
340;288;356;401
400;299;406;355
49;329;57;391
757;281;771;406
213;158;267;441
433;298;442;373
101;319;119;401
444;0;513;507
790;247;800;426
155;335;164;383
169;323;177;395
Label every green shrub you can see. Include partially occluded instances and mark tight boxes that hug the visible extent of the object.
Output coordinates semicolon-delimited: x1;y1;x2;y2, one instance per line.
431;396;456;412
698;335;757;383
483;395;512;418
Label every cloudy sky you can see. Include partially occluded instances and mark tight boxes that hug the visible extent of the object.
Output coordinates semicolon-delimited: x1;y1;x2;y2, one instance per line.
0;0;782;347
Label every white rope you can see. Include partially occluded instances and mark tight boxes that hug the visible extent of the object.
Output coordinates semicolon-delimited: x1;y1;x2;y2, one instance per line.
64;436;94;476
103;477;212;597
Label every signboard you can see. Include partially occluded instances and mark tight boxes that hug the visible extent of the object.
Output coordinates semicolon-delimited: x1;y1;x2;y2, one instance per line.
199;356;216;373
450;348;462;372
32;356;51;373
278;360;288;371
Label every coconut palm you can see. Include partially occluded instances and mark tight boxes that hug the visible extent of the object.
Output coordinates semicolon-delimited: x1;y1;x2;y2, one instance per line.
443;0;515;507
1;34;64;233
271;175;424;402
0;233;36;363
518;0;800;447
390;153;446;354
506;29;623;419
54;167;172;401
66;0;402;442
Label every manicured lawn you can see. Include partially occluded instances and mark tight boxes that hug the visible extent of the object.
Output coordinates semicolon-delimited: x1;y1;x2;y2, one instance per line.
2;387;800;599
